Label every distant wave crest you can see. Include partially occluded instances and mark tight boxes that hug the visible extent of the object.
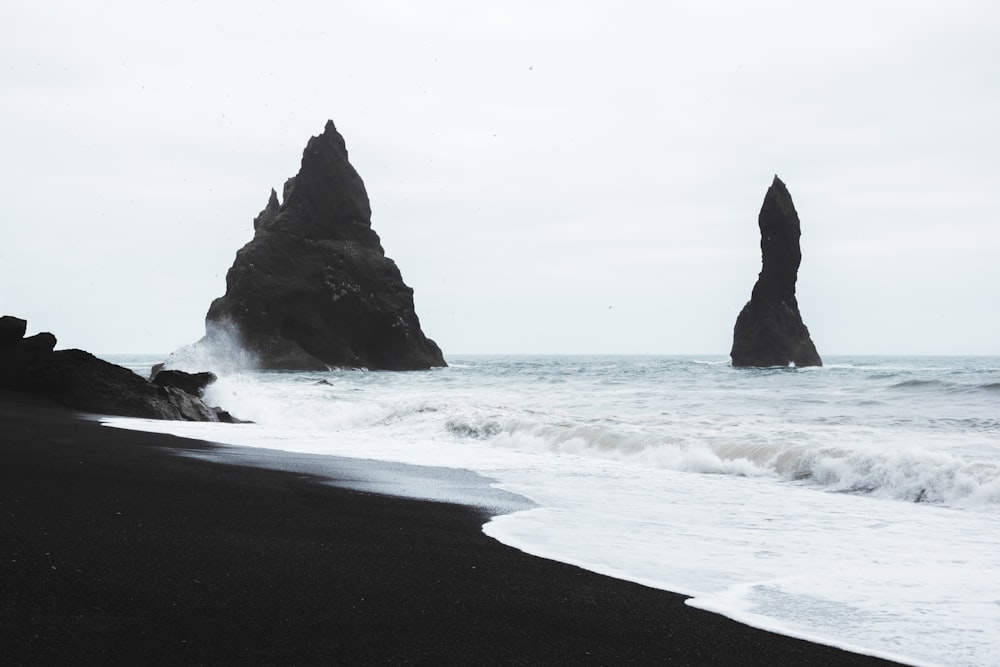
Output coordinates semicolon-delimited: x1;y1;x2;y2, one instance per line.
889;378;1000;397
890;379;948;390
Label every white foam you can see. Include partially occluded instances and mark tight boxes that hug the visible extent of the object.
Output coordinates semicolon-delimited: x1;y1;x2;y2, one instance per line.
479;456;1000;667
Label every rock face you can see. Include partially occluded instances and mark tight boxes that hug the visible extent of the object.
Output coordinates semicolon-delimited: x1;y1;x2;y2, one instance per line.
0;316;233;421
731;176;822;367
151;369;218;398
186;120;445;371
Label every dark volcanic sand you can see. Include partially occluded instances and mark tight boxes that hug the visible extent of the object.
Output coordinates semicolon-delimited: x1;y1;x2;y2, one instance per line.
0;391;903;666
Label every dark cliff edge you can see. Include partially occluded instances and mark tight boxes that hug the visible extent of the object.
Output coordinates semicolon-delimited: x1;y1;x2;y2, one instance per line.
169;120;445;372
0;315;235;421
731;176;822;368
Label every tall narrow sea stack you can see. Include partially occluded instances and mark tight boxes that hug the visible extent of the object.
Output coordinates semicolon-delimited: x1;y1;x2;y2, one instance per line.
184;120;445;371
731;176;822;367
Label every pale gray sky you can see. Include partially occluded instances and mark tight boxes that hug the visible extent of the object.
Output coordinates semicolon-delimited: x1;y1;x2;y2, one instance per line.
2;1;998;355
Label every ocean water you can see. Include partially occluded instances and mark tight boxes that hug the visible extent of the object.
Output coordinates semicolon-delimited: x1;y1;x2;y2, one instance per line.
104;354;1000;666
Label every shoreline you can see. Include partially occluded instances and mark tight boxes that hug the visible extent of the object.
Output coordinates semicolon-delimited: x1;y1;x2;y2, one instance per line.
99;422;539;517
1;390;903;665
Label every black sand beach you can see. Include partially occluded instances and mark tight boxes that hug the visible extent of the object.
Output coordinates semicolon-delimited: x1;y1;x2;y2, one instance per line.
1;391;903;666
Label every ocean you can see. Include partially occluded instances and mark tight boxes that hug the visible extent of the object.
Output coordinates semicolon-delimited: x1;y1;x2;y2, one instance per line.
103;354;1000;667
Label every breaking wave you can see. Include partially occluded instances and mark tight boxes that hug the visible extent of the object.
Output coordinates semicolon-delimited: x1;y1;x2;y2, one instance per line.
890;378;1000;396
442;413;1000;510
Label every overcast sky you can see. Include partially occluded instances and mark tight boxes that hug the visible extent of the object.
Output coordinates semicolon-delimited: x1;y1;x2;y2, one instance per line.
2;1;998;356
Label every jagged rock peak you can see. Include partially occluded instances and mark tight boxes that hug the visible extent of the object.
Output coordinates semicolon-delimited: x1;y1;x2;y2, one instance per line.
730;176;822;368
253;189;280;231
287;120;373;241
176;120;446;372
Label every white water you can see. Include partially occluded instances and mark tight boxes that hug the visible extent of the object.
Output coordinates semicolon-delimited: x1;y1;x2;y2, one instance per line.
105;355;1000;666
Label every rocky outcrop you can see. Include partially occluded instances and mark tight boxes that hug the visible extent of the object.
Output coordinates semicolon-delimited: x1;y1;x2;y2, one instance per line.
731;176;822;367
151;369;217;398
0;315;27;346
175;120;446;372
0;316;236;421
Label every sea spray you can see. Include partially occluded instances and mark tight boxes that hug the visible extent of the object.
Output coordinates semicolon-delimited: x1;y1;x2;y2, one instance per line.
160;318;261;374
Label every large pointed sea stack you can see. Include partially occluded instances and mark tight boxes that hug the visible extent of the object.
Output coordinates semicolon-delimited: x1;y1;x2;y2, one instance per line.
189;120;445;371
731;176;822;367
